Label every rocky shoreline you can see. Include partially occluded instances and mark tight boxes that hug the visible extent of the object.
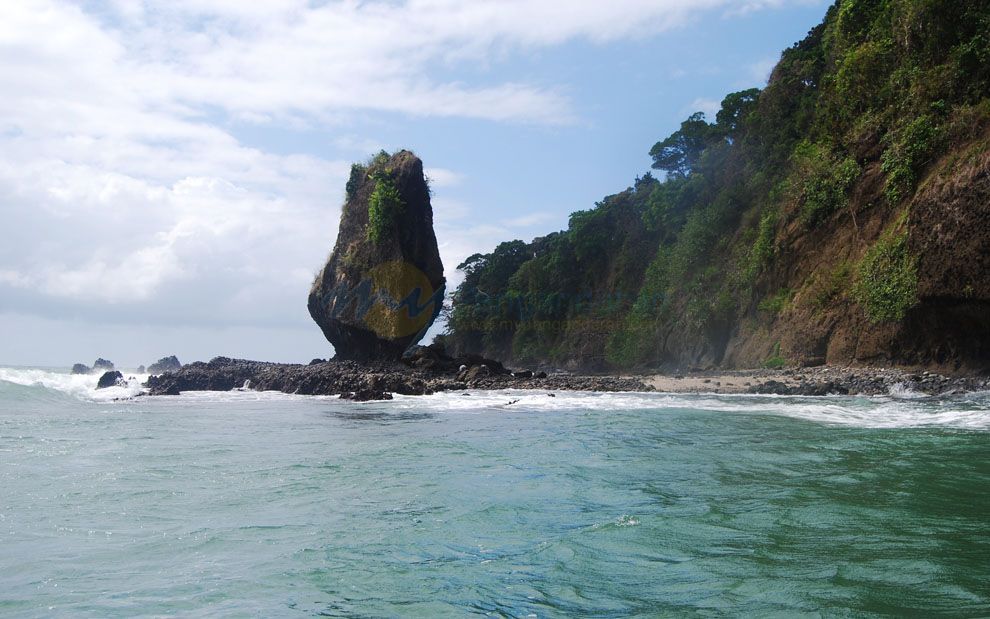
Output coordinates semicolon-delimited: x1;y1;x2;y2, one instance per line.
142;346;989;399
144;350;652;398
646;366;990;396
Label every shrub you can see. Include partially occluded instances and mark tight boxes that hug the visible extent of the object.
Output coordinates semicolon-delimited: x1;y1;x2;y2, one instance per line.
791;142;861;227
763;342;787;369
743;209;778;282
345;163;366;201
367;174;404;243
758;288;793;315
853;229;918;322
368;149;390;168
834;39;892;115
880;114;943;204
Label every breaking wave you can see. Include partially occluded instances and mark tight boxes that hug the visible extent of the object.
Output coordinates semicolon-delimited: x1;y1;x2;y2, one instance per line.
0;366;987;429
0;367;148;402
391;389;990;430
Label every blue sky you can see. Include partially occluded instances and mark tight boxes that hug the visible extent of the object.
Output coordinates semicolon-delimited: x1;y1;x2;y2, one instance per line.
0;0;830;367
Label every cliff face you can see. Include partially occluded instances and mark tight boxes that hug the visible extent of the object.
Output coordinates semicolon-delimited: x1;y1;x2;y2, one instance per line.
442;0;990;374
308;150;445;361
725;128;990;374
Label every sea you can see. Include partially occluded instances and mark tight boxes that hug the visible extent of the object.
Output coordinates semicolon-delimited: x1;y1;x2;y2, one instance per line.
1;366;988;617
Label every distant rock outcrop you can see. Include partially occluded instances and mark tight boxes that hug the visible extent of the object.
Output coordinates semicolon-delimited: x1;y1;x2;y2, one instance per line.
339;389;394;401
96;371;124;389
93;358;114;372
148;356;181;374
137;365;146;374
144;356;653;397
71;363;90;375
308;150;445;361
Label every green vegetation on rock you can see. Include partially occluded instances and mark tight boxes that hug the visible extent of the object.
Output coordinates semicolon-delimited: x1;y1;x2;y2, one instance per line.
345;163;366;201
791;141;861;227
442;0;990;369
759;289;793;316
854;229;918;322
367;173;404;243
764;342;788;369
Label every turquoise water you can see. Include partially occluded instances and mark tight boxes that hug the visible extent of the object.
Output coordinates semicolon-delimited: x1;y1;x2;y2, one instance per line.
1;368;989;617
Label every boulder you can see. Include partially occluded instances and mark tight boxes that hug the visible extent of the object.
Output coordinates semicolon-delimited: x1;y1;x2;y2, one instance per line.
93;358;114;372
459;364;491;383
71;363;90;375
147;356;181;374
136;365;146;374
96;371;124;389
308;150;445;361
339;389;394;401
402;343;451;371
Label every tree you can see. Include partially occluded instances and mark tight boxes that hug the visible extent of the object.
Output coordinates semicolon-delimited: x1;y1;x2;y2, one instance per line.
715;88;761;138
649;112;716;177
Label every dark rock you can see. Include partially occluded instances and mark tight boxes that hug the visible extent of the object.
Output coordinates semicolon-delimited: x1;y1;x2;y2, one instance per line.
93;358;114;372
71;363;90;375
460;365;491;383
535;371;548;379
308;150;445;362
403;344;511;377
512;370;533;379
96;371;124;389
147;356;181;374
402;344;448;370
309;358;326;366
340;389;394;401
457;354;509;375
145;357;654;397
750;379;850;396
136;365;146;374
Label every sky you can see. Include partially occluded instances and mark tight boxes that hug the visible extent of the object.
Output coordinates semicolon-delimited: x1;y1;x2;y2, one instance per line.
0;0;831;368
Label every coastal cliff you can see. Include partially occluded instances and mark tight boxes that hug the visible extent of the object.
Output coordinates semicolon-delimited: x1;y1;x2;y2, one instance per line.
440;0;990;374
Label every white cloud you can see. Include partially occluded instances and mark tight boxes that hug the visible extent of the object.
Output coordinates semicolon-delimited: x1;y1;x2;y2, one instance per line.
747;55;781;85
431;198;470;221
333;135;387;155
505;212;557;228
685;97;722;120
724;0;824;16
0;0;813;342
424;168;463;188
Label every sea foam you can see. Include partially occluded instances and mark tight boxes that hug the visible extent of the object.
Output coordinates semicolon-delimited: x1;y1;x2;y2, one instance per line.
0;367;149;402
1;367;988;430
392;389;990;430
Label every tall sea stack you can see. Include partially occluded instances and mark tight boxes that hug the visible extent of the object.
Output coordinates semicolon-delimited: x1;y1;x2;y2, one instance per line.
308;150;445;361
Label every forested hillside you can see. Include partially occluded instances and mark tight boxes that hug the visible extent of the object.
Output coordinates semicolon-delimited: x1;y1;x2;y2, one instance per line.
440;0;990;373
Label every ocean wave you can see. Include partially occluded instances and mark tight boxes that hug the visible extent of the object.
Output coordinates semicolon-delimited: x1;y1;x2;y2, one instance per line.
392;389;990;430
0;367;149;402
1;367;987;429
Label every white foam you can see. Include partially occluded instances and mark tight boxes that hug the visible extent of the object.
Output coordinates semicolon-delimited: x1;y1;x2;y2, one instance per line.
173;389;339;403
0;367;149;402
392;389;990;430
887;382;927;399
3;367;986;429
